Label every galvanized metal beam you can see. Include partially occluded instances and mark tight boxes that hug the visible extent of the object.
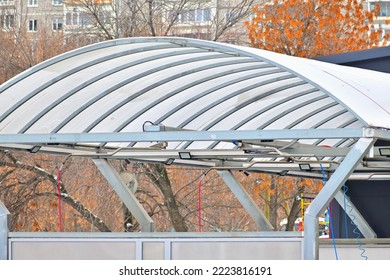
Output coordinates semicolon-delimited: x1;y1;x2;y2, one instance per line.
303;137;374;260
334;190;376;238
92;159;154;232
0;200;10;260
217;170;274;231
0;128;364;144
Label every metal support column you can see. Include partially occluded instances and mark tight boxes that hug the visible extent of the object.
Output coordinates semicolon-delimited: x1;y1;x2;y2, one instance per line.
334;190;376;238
93;159;154;232
217;170;274;231
304;138;374;260
0;200;10;260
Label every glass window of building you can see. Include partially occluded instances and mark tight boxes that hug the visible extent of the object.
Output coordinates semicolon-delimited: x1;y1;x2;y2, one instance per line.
52;18;63;30
28;19;37;31
28;0;38;6
370;1;390;16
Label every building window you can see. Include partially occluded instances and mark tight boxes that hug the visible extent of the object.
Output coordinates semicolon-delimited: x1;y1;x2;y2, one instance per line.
52;18;62;30
28;0;38;6
384;30;390;41
225;11;236;25
1;15;14;29
196;8;211;22
52;0;62;5
178;10;192;22
167;10;178;22
79;12;92;25
66;12;78;25
370;2;390;16
28;19;37;32
178;8;211;23
98;11;112;24
65;12;92;26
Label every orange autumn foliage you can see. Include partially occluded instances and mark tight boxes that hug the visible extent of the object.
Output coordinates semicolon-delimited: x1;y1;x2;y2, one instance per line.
252;174;322;200
249;173;323;229
246;0;389;58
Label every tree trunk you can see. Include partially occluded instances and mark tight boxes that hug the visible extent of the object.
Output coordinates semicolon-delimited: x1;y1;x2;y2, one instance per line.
269;183;278;229
285;184;305;231
143;163;188;232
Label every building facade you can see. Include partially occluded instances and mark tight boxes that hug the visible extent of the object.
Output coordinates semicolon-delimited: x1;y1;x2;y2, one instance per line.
365;0;390;44
0;0;255;44
2;1;387;47
0;0;64;32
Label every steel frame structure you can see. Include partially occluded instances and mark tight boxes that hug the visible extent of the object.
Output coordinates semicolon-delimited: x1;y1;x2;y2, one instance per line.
1;127;389;259
1;37;390;260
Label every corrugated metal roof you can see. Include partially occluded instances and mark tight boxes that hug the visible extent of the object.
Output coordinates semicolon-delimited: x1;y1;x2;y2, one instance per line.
0;37;389;175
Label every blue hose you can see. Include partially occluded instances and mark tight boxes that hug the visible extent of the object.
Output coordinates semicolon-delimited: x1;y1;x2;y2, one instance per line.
342;184;349;239
343;185;368;260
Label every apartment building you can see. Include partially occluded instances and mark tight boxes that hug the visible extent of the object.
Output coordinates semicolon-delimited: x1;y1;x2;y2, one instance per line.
365;0;390;43
0;0;64;32
0;0;14;30
0;0;114;37
0;0;255;44
164;0;255;44
3;1;386;45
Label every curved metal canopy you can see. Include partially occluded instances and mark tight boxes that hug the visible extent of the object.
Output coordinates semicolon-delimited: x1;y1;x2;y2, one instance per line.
1;37;390;177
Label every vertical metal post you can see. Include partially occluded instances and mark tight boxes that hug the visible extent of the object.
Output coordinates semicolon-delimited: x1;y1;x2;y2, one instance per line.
135;240;143;260
93;159;154;232
164;240;172;260
0;200;10;260
304;138;374;260
217;170;274;231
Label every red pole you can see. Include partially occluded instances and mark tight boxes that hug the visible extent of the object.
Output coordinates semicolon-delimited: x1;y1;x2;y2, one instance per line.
198;177;203;232
57;167;63;232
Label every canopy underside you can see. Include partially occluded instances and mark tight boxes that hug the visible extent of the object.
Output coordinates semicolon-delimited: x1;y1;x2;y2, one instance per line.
1;37;390;178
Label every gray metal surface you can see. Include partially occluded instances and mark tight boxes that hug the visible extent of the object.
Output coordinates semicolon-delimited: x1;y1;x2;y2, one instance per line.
0;201;10;260
0;38;388;177
304;138;375;260
8;232;390;260
8;231;302;238
8;234;303;260
2;37;387;165
1;37;390;261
